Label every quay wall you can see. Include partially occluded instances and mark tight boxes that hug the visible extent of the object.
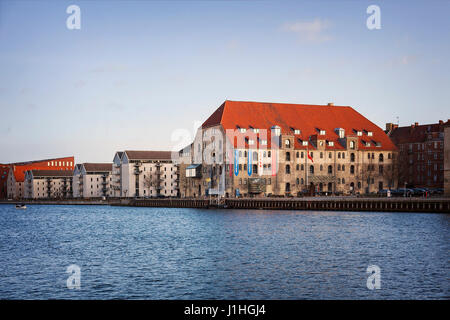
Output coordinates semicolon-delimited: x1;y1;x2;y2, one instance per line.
126;198;450;213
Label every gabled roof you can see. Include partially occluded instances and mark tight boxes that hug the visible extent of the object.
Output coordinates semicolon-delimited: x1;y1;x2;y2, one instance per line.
201;100;397;151
124;150;173;160
30;170;73;177
82;163;112;172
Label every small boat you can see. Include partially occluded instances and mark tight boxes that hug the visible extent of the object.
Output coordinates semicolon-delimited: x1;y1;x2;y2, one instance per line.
15;204;27;209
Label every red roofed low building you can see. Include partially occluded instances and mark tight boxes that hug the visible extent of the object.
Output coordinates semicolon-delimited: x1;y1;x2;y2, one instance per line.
178;100;398;197
5;156;74;199
388;120;449;190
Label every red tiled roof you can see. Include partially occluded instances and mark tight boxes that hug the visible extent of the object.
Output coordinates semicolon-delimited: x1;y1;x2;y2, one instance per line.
201;100;397;151
11;156;75;182
390;121;449;145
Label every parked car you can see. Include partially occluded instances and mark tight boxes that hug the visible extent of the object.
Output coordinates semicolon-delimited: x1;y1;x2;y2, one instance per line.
411;188;428;197
378;189;392;197
397;188;414;197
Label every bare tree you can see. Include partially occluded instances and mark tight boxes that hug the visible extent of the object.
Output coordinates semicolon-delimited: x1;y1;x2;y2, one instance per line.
143;173;158;197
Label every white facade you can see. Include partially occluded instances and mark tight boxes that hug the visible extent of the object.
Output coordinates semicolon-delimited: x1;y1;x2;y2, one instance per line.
73;163;112;198
117;151;179;198
24;171;73;199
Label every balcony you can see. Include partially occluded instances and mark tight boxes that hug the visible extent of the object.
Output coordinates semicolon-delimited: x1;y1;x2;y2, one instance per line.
101;180;107;185
134;169;142;175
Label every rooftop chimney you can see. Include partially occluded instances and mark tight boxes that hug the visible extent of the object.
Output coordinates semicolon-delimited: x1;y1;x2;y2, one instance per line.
327;102;334;106
439;120;443;125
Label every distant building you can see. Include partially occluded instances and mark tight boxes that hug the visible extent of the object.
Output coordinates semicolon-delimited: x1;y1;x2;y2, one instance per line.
24;170;73;199
114;150;179;198
0;164;9;199
179;100;398;198
5;156;75;199
388;120;449;189
444;124;450;196
73;163;113;198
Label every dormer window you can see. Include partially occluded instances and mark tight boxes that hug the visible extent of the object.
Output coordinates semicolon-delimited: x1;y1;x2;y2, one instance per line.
319;140;324;147
328;141;334;147
367;131;373;137
294;129;301;135
349;141;355;149
336;128;345;139
248;139;255;145
240;128;247;133
285;139;291;147
319;130;326;135
302;141;308;146
357;131;362;136
260;139;267;145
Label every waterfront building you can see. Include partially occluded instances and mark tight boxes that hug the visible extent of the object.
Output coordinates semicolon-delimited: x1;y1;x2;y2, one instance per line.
5;156;75;199
179;100;398;198
111;152;124;197
72;163;113;198
387;120;449;189
114;150;179;198
0;164;9;199
24;170;73;199
444;123;450;196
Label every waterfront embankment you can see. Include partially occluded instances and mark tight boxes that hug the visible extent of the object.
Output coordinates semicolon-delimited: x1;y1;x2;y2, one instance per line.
1;197;450;213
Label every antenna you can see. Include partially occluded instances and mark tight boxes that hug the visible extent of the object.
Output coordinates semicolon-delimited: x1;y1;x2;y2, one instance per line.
396;116;399;126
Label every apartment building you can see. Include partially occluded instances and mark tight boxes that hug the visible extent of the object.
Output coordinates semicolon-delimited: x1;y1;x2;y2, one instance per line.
179;100;398;198
116;150;179;198
73;163;113;198
444;123;450;196
0;164;9;199
111;152;124;197
388;120;449;189
24;170;73;199
6;156;74;199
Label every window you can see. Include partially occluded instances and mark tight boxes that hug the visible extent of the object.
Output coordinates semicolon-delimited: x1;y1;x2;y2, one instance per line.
240;128;246;133
319;130;326;135
328;141;334;147
253;128;259;133
302;141;308;146
350;165;355;174
294;129;301;135
296;164;299;170
310;165;314;174
286;152;291;161
350;153;355;162
285;165;291;174
349;141;355;149
261;140;267;145
379;154;384;162
320;152;323;159
329;152;332;159
248;139;254;145
296;152;299;158
328;165;332;174
285;139;291;148
301;152;304;158
368;131;373;136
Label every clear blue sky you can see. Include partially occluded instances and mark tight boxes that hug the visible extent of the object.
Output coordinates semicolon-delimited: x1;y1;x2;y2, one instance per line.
0;0;449;163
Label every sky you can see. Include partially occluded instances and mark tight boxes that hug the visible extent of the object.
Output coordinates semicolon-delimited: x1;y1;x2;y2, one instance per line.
0;0;449;163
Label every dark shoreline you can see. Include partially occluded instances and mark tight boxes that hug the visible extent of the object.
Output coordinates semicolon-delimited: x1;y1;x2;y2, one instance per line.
1;197;450;213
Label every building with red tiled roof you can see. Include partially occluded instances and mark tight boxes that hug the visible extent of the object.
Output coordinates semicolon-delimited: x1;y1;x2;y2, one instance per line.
5;156;74;199
179;100;398;197
388;120;449;189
